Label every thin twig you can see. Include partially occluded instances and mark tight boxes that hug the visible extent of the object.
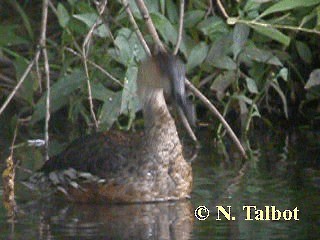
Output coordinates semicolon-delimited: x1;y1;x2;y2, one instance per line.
185;79;247;158
205;0;214;18
174;0;184;55
135;0;166;51
0;57;36;116
178;107;198;142
228;18;320;36
82;1;108;129
39;0;51;161
216;0;229;19
134;0;197;143
122;0;151;56
65;47;123;87
48;0;82;52
133;0;246;157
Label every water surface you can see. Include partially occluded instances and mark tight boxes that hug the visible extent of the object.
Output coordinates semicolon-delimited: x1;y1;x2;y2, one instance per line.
1;130;319;239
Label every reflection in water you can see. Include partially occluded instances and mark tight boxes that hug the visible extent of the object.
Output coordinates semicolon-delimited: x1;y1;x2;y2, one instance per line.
1;130;320;239
20;199;194;240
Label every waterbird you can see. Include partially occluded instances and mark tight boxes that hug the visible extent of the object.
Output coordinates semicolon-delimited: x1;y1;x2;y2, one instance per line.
25;51;195;203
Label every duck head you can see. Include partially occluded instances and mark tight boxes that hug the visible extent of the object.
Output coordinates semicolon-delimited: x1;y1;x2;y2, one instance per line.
137;52;196;127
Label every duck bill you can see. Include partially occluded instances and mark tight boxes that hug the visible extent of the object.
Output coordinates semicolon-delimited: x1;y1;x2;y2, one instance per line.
171;74;196;127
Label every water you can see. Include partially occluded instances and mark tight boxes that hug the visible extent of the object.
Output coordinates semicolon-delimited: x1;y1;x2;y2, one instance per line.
0;130;319;240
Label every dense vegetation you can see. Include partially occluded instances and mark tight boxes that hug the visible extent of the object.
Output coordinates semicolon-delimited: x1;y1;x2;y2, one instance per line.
0;0;320;157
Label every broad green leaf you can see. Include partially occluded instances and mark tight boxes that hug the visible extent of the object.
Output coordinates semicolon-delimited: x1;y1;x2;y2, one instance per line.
233;94;253;105
260;0;320;18
151;12;177;44
212;56;237;70
305;69;320;89
145;0;160;12
296;41;312;64
0;25;28;47
73;13;109;37
198;16;228;41
187;42;208;72
166;0;178;23
251;25;290;46
121;66;139;115
111;28;147;65
14;56;34;105
151;13;188;55
232;24;250;58
184;10;205;28
99;92;122;129
244;46;282;66
32;69;86;123
91;82;116;101
279;68;288;82
211;71;236;100
10;0;34;41
206;34;233;62
57;3;70;28
246;77;259;94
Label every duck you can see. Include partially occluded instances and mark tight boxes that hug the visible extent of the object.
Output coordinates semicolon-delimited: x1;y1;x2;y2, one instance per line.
25;51;195;203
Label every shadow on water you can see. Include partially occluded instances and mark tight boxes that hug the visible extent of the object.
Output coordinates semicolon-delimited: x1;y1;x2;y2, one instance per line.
0;129;320;239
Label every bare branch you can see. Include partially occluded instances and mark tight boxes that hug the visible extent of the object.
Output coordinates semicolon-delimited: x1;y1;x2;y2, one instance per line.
39;0;51;161
82;0;108;129
178;107;198;142
216;0;229;19
228;18;320;36
135;0;166;51
185;79;247;159
132;0;246;157
122;0;151;56
65;47;123;87
174;0;185;55
0;57;36;116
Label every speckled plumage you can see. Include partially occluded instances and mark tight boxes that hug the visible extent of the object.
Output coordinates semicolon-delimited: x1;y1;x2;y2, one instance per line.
26;52;194;203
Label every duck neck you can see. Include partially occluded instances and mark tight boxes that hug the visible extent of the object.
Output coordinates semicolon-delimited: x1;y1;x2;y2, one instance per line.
142;89;182;164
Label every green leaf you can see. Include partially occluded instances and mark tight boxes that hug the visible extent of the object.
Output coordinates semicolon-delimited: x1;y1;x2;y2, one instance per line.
57;3;70;28
121;66;139;115
211;71;236;100
110;28;147;65
279;68;288;82
184;10;205;28
305;69;320;89
73;13;109;37
0;25;28;47
244;46;282;66
151;12;177;44
32;69;86;123
232;24;250;58
206;34;233;61
198;16;228;41
246;77;259;94
270;80;288;118
260;0;320;18
295;41;312;64
187;42;208;72
166;0;178;23
212;56;237;70
91;83;116;102
99;92;122;129
251;25;290;46
14;56;34;105
9;0;34;41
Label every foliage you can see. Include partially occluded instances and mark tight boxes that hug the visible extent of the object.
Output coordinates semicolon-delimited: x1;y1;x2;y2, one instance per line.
0;0;320;150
